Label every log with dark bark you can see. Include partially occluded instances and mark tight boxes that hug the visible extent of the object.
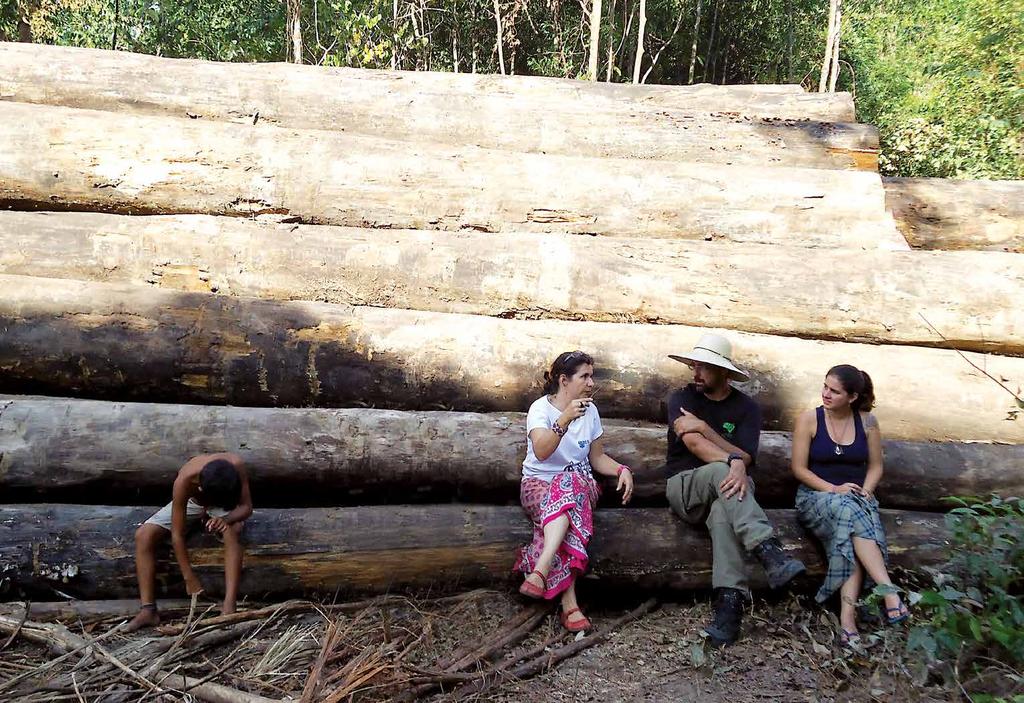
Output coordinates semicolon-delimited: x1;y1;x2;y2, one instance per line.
1;397;1020;511
0;504;948;600
0;211;1017;352
0;599;194;622
0;41;857;125
0;275;1021;442
0;101;905;248
885;177;1024;253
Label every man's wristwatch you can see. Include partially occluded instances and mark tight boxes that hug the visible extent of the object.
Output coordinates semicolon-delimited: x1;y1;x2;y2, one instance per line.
726;453;744;467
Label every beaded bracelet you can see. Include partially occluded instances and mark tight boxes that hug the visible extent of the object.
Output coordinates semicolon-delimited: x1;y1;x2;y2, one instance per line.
617;465;631;477
551;420;567;437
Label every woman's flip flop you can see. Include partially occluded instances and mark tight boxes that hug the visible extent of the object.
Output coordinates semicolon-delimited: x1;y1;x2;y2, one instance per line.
885;601;910;625
839;628;861;647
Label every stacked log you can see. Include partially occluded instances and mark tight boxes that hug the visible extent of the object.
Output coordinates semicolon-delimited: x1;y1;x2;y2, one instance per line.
3;44;1020;603
1;274;1022;441
0;101;905;248
0;41;860;140
0;504;947;599
0;211;1018;352
1;397;1019;510
884;177;1024;253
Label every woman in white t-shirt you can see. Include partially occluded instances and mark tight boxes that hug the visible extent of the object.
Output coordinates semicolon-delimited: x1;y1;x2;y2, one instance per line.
514;350;635;632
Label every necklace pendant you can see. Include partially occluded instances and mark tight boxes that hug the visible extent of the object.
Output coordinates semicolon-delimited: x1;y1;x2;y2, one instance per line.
834;444;844;456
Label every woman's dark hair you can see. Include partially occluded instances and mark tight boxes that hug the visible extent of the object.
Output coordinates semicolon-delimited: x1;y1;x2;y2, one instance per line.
543;350;594;395
199;459;242;509
827;364;875;412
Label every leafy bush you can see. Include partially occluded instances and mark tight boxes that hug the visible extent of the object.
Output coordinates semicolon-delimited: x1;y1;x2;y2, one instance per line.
907;496;1024;696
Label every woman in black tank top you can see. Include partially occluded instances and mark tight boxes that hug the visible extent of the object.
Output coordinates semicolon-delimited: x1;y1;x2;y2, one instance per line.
790;365;910;646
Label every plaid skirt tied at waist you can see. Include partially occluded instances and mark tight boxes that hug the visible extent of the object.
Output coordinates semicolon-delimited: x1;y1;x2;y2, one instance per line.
514;472;600;599
795;485;889;603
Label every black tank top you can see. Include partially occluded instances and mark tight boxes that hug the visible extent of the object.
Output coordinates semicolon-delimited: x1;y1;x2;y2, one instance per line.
807;406;869;487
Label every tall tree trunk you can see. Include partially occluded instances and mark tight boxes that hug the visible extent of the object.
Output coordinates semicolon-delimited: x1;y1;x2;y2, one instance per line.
452;1;460;72
687;0;703;84
112;0;119;50
818;0;838;92
493;0;506;75
786;0;794;82
16;0;36;42
605;0;617;81
632;0;646;83
286;0;303;64
828;0;843;92
587;0;603;80
704;0;718;82
391;0;399;69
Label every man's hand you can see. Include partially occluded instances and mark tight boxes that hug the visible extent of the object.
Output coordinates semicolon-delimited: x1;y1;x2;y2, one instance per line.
184;573;204;596
617;469;634;505
719;459;748;501
205;517;229;534
672;408;706;438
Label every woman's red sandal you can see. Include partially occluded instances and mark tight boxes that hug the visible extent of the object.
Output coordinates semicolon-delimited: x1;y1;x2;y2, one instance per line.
560;607;591;633
519;570;547;599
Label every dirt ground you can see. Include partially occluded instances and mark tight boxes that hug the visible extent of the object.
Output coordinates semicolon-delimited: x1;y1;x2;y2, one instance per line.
0;588;958;703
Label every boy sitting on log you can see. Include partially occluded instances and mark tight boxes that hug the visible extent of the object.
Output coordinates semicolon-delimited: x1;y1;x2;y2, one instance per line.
127;453;252;632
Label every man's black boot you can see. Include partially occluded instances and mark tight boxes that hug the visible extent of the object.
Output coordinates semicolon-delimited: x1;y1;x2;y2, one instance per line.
702;587;746;647
752;537;806;589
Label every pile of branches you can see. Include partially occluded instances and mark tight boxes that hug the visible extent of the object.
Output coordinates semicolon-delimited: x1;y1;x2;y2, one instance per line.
0;590;656;702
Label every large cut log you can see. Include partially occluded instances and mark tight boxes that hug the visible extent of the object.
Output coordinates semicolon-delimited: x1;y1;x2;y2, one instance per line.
1;397;1019;511
0;504;948;600
0;46;875;170
885;177;1024;253
0;102;905;248
0;42;856;124
0;275;1021;443
1;211;1016;353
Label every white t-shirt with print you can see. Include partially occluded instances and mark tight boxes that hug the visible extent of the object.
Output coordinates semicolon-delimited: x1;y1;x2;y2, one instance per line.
522;395;604;482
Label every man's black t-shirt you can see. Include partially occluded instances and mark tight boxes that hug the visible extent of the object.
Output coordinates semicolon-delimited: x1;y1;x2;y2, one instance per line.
664;384;763;477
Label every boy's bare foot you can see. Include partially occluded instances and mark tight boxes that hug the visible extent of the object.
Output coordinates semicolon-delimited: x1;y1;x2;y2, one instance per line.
125;605;160;632
221;602;236;615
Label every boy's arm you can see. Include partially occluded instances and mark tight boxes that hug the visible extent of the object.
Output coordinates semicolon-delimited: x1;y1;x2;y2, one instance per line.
170;474;202;595
223;459;253;525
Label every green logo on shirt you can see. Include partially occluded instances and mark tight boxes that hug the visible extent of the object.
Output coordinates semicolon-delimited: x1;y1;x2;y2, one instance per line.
722;422;736;436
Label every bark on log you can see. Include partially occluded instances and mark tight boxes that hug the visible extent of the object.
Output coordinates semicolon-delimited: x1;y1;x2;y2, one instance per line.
0;274;1021;442
885;177;1024;253
0;41;856;123
1;211;1016;353
0;102;905;248
0;504;948;600
0;599;194;622
0;397;1020;511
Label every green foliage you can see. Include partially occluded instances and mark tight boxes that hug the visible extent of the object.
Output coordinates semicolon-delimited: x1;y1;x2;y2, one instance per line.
906;496;1024;678
842;0;1024;179
21;0;285;61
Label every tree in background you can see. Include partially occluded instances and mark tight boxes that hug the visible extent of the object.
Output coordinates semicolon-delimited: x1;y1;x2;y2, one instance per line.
841;0;1023;178
3;0;1019;178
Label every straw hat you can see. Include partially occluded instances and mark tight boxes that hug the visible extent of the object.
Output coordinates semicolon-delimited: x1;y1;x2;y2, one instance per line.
668;333;750;383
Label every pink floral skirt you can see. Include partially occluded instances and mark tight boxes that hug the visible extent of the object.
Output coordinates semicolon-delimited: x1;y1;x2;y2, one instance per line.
514;472;600;599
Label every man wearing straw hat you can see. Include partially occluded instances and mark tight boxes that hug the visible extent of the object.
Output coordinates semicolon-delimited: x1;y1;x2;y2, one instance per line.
665;332;806;647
